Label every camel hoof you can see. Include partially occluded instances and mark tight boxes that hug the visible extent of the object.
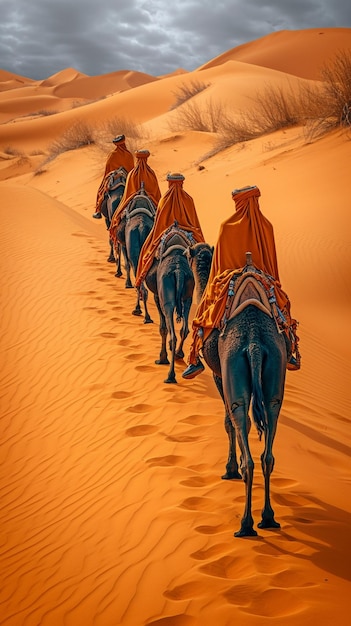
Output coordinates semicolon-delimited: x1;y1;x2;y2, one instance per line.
221;471;242;480
234;527;258;538
258;519;280;529
175;351;184;360
107;256;115;263
164;377;177;384
132;309;142;316
155;359;169;365
144;318;153;324
115;271;123;278
125;284;133;289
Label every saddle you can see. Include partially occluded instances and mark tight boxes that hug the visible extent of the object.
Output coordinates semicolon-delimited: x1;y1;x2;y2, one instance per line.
107;167;127;193
124;187;157;222
219;253;301;370
157;221;196;261
221;253;284;333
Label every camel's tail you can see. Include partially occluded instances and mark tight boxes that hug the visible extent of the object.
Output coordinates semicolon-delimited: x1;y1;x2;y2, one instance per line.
247;343;266;439
175;269;184;322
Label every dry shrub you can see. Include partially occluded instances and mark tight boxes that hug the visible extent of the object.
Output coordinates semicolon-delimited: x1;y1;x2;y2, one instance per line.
49;121;95;156
169;97;225;133
36;109;58;117
304;49;351;139
94;116;149;153
201;50;351;157
170;79;210;109
3;146;23;157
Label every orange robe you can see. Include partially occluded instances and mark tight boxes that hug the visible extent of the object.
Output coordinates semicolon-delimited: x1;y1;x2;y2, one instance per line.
187;185;294;364
135;177;205;287
109;150;161;242
95;141;134;212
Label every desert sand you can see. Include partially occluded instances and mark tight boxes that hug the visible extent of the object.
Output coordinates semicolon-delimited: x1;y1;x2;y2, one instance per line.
1;27;351;626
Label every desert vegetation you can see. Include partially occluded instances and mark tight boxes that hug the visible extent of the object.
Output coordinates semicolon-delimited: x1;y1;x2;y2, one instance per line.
34;50;351;174
170;79;210;109
170;50;351;156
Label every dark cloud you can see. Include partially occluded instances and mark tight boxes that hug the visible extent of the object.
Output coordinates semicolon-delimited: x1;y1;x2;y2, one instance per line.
0;0;350;80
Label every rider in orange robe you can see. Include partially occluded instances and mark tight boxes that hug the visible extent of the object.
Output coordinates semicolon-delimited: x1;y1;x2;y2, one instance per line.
182;185;300;379
93;135;134;218
109;149;161;241
135;173;205;288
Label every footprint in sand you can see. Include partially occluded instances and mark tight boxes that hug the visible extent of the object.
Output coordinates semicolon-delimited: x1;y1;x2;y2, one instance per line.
165;434;200;443
96;277;110;282
85;261;104;267
190;543;230;561
180;414;216;426
163;580;208;600
134;365;155;372
270;568;317;589
71;232;88;238
99;332;117;338
242;588;306;618
223;584;257;607
199;555;240;579
116;339;132;346
126;403;153;414
111;391;130;399
180;475;217;488
195;522;236;535
125;353;143;361
146;455;185;467
125;425;158;437
179;496;215;512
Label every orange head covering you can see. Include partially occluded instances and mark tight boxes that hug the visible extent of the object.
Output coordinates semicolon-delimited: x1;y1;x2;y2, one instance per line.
95;135;134;211
109;149;161;240
135;173;205;287
208;185;280;285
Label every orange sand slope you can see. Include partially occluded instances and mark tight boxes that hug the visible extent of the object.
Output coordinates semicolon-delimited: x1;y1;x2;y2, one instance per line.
1;27;351;626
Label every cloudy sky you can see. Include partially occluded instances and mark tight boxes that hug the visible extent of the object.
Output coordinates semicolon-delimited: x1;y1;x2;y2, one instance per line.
1;0;350;80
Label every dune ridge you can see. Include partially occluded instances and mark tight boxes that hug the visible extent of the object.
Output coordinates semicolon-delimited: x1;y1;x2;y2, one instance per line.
1;27;351;626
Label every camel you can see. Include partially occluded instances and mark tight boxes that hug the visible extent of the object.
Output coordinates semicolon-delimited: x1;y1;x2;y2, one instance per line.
145;224;213;383
115;184;157;324
100;167;127;269
202;252;288;537
185;241;214;305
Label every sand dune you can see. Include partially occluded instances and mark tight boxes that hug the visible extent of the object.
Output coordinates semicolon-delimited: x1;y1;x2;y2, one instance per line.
198;27;351;79
1;27;351;626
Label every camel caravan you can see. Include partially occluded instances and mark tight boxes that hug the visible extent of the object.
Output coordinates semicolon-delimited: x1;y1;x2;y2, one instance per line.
93;135;301;538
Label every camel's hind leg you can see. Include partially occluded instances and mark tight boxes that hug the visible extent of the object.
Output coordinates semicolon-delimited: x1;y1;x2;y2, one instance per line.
258;399;281;529
136;283;153;324
222;356;257;537
163;303;177;383
175;297;191;359
213;374;242;480
114;243;123;277
154;294;169;367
